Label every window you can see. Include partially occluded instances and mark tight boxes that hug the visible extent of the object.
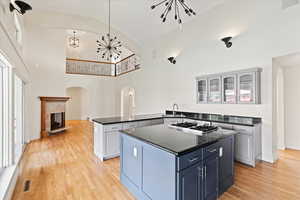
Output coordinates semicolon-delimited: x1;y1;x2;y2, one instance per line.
0;52;13;172
14;75;24;163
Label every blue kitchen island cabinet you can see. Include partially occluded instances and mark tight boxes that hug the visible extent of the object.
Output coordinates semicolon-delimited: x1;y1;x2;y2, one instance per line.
121;134;176;200
120;125;235;200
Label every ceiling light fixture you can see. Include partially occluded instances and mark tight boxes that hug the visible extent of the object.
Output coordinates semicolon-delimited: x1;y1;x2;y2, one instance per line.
221;37;233;48
96;0;122;61
9;0;32;15
69;31;80;48
168;57;176;64
151;0;196;24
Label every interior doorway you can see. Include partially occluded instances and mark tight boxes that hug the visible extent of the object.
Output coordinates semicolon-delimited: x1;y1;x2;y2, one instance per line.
273;52;300;152
121;87;135;118
66;87;89;120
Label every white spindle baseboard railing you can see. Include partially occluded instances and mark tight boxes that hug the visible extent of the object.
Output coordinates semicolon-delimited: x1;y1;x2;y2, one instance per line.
66;54;140;77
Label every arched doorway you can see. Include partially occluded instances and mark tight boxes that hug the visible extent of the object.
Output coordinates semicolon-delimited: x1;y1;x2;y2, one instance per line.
121;87;135;118
66;87;89;120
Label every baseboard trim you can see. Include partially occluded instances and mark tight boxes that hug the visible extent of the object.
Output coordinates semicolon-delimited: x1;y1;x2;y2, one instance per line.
1;166;19;200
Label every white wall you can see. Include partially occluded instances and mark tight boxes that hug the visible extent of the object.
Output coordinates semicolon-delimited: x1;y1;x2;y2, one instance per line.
283;66;300;150
65;75;118;121
24;25;66;141
115;0;300;163
0;0;29;82
66;87;88;120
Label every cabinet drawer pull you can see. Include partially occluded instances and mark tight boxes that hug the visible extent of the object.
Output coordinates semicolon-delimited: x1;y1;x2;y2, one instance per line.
188;157;199;162
208;149;217;153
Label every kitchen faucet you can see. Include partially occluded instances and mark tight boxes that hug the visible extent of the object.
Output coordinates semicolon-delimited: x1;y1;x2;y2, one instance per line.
172;103;179;116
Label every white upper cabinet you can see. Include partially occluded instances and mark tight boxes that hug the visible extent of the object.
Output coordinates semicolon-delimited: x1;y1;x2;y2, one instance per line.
196;78;208;103
208;77;222;103
237;72;255;104
237;70;261;104
222;74;237;104
196;68;261;105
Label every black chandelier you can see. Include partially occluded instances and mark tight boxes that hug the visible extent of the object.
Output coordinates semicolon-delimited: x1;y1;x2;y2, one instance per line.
151;0;196;24
96;0;122;61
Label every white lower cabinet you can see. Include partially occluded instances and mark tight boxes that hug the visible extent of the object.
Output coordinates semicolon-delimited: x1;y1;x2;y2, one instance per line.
106;131;120;159
213;122;261;167
93;123;122;161
94;119;164;161
234;134;253;166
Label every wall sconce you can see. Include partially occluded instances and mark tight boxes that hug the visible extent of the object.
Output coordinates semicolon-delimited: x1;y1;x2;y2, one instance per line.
168;57;176;64
221;37;233;48
9;1;32;15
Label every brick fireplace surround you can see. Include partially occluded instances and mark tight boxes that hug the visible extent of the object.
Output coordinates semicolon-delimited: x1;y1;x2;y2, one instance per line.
39;96;70;138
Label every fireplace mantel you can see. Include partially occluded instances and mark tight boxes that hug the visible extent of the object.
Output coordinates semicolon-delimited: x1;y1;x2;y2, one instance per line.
39;96;70;102
39;96;70;138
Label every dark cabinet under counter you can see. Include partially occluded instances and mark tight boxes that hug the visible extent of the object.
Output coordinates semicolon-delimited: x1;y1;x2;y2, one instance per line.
120;125;235;200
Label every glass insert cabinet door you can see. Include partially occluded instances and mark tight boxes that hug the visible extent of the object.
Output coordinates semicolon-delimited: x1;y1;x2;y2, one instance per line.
197;79;207;103
238;72;256;103
222;75;237;103
208;77;221;103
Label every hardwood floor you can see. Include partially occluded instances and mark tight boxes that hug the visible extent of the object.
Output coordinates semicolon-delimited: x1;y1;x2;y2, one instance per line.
12;120;300;200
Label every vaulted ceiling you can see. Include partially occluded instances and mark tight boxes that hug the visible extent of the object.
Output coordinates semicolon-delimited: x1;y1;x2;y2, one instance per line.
26;0;225;44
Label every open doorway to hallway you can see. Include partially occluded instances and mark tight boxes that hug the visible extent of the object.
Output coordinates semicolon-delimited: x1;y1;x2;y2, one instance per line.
121;87;135;119
273;52;300;155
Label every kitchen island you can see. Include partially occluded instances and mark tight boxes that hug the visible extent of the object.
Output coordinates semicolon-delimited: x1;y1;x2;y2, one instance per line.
120;124;236;200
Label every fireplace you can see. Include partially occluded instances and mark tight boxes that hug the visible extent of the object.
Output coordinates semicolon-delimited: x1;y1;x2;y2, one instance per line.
39;96;70;138
51;112;65;131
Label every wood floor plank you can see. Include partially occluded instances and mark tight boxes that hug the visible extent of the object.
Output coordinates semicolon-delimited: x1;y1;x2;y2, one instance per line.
12;120;300;200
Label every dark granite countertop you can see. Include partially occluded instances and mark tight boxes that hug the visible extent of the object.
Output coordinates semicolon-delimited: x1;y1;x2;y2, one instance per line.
92;114;164;125
92;111;262;127
164;110;262;127
121;124;236;156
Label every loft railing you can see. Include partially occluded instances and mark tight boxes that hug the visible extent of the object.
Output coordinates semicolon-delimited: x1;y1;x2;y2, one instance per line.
66;54;140;77
115;54;140;76
66;58;114;76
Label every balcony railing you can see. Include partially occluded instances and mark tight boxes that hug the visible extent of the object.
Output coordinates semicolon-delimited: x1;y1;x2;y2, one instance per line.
66;54;140;77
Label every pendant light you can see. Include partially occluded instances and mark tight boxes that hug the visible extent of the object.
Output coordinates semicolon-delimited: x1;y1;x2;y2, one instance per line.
151;0;196;24
69;31;80;48
96;0;122;61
